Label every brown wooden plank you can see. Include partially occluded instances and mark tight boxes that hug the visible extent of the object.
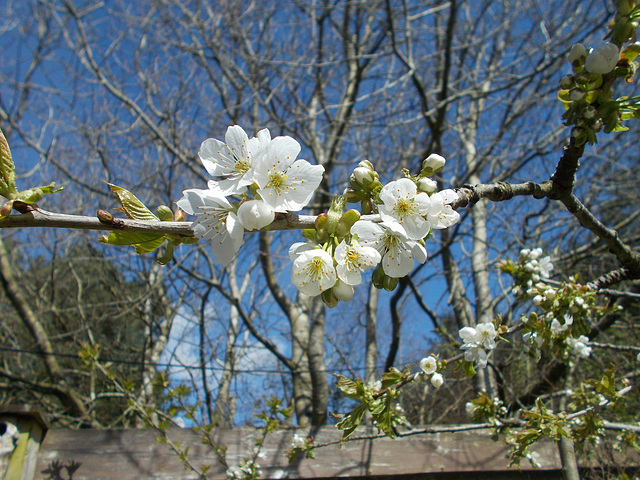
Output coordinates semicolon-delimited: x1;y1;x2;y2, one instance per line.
34;426;561;479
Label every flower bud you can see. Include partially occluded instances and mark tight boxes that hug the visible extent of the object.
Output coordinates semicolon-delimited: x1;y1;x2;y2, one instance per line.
237;200;275;231
350;160;378;189
568;43;587;67
584;43;619;74
558;75;574;89
417;177;437;195
421;154;446;176
569;89;586;101
332;279;354;302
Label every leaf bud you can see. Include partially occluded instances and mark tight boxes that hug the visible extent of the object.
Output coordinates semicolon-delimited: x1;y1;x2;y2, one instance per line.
421;154;446;176
157;205;174;221
174;208;186;222
372;265;386;289
16;188;43;204
0;200;13;218
97;209;115;224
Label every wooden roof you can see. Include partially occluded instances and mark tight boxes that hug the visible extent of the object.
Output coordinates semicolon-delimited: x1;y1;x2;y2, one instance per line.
34;425;563;479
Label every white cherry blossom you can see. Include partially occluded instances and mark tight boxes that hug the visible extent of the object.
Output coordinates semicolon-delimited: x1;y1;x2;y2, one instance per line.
334;240;381;286
378;178;431;240
430;373;444;388
420;356;437;375
250;136;324;212
425;189;460;229
351;220;427;278
198;125;270;194
459;323;497;368
177;189;244;266
291;249;337;296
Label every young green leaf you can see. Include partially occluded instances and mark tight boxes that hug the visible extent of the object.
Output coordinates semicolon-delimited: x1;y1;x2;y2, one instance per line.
108;183;159;221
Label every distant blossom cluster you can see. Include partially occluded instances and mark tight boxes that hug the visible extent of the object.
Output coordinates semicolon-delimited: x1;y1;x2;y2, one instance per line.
179;125;461;305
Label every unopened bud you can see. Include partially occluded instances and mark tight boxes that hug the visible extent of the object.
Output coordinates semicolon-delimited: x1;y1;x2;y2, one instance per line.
568;43;587;68
332;280;354;302
421;154;446;176
0;200;13;218
558;75;574;89
350;160;379;189
174;209;186;222
584;43;619;74
343;187;363;203
237;199;275;230
417;177;437;195
157;205;173;221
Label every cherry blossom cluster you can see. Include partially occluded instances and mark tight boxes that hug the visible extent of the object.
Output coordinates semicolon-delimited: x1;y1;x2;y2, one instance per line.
290;156;459;306
177;126;324;266
458;322;498;368
418;355;444;388
501;249;616;363
179;125;461;307
559;39;640;145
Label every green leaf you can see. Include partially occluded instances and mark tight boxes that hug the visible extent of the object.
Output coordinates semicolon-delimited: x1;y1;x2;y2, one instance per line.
335;374;363;399
0;127;17;199
108;183;159;221
336;404;367;441
101;231;165;247
373;395;395;438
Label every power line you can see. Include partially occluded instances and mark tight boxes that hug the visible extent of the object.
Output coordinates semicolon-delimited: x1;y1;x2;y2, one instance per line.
0;345;400;376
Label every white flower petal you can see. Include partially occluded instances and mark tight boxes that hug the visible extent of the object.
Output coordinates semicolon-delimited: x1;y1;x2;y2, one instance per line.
291;249;336;296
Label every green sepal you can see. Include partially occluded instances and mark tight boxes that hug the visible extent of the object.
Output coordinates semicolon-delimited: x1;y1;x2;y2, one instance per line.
302;228;317;241
107;183;159;221
622;43;640;61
